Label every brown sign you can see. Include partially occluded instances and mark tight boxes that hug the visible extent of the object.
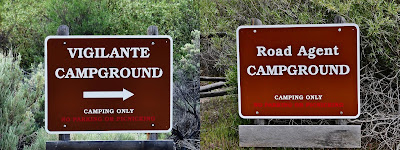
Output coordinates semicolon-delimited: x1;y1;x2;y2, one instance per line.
45;36;172;133
237;24;359;119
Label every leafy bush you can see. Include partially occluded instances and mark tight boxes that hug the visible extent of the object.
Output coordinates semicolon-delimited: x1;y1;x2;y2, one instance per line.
108;0;199;55
172;30;200;149
225;66;237;94
0;0;48;69
1;0;199;69
0;52;45;150
23;128;57;150
45;0;114;35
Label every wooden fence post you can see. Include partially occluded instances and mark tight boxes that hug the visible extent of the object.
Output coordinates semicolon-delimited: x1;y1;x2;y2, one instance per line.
334;15;349;125
334;15;346;23
147;25;158;140
57;25;71;141
250;18;265;150
250;18;265;126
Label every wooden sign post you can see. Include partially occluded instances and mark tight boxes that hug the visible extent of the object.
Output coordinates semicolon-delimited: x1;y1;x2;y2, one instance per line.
147;25;159;140
238;17;361;148
333;15;350;125
56;25;71;142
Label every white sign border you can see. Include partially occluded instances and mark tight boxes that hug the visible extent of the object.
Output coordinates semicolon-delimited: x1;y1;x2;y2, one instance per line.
45;35;173;134
236;23;360;119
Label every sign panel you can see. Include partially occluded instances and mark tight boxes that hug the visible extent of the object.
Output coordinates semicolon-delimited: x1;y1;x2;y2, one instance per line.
237;24;359;119
45;36;172;133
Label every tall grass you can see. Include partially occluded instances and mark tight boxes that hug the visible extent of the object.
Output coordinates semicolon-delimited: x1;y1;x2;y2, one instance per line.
200;96;251;149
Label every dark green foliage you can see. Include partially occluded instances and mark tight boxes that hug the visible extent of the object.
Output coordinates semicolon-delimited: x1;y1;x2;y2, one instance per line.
105;0;199;60
0;0;48;69
1;0;199;69
45;0;198;60
225;65;237;94
45;0;114;35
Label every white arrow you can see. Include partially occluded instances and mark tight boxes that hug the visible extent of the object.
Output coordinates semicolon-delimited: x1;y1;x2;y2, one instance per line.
83;88;134;101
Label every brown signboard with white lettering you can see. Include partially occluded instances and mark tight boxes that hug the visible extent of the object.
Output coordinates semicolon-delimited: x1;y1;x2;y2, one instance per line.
237;24;359;119
45;36;172;133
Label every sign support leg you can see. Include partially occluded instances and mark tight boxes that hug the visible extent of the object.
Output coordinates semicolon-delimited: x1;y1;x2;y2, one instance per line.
57;24;71;142
250;18;267;150
59;134;70;141
147;25;159;140
334;15;349;125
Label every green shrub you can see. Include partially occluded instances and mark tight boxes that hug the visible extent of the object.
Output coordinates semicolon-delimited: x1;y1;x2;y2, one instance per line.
172;30;200;149
45;0;198;60
225;66;237;94
108;0;199;60
0;0;48;69
0;52;45;150
45;0;114;35
23;128;57;150
1;0;199;69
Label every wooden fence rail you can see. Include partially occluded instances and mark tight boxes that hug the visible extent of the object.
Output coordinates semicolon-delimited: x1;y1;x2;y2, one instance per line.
200;76;228;98
199;76;226;82
200;90;228;98
200;81;226;92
